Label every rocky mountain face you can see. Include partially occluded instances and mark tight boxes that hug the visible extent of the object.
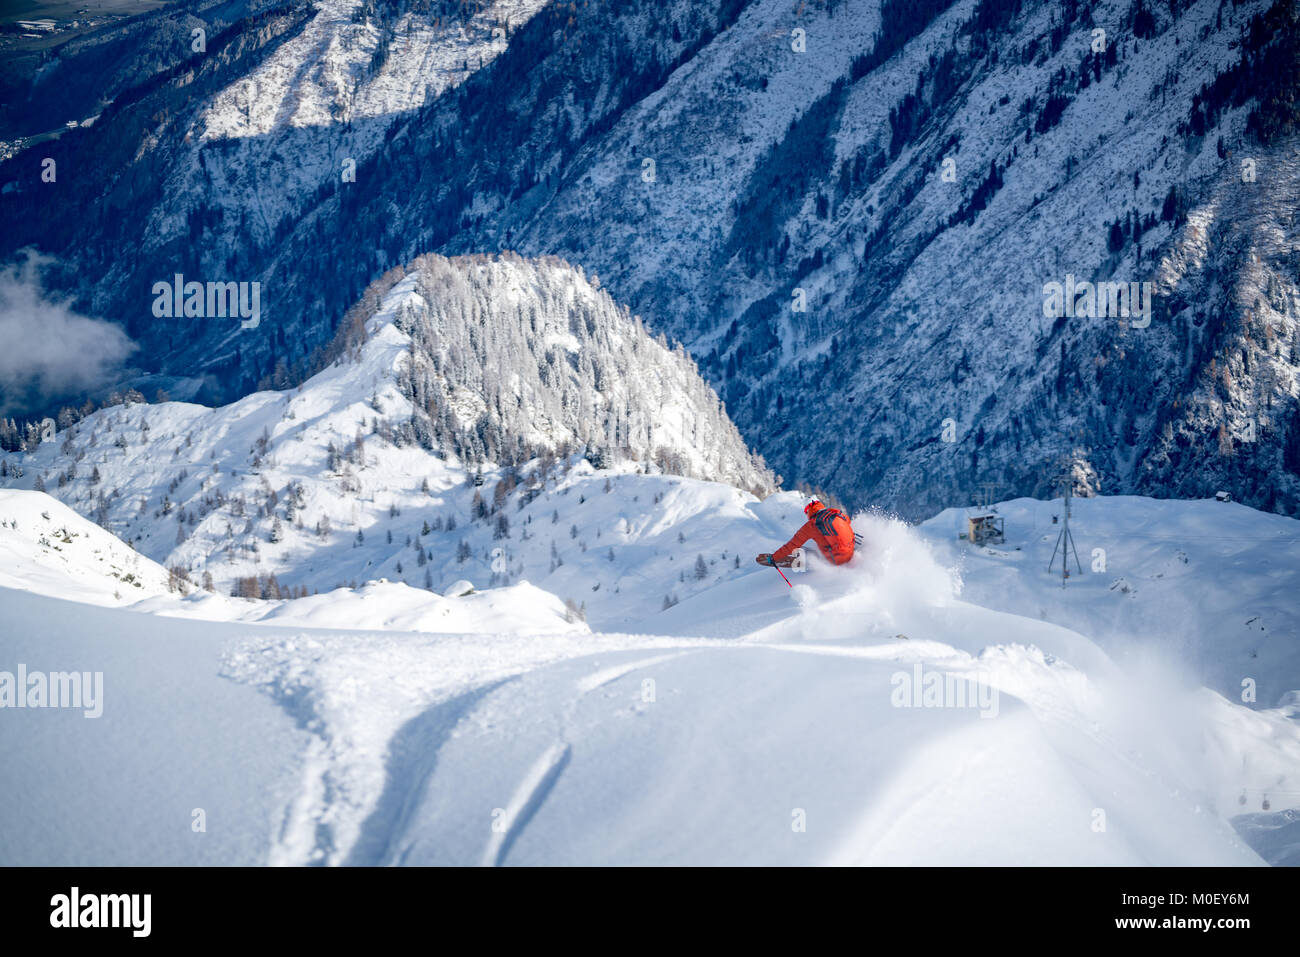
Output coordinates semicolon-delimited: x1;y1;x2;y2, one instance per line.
0;0;290;145
3;0;1299;516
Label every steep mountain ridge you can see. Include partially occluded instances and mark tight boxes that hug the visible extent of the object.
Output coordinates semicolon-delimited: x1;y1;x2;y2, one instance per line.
2;253;776;613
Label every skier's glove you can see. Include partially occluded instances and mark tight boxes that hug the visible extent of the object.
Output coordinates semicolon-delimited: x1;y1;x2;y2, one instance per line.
755;553;775;566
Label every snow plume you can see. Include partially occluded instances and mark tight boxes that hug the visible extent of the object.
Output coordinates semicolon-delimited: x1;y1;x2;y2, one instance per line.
0;252;137;415
765;511;960;643
847;509;961;609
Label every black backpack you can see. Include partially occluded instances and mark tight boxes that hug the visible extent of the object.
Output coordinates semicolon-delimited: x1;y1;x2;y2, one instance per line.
814;508;864;546
813;508;846;538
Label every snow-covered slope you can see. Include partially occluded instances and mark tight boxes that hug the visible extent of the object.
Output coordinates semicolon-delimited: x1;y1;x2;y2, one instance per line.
919;493;1300;710
0;487;588;634
3;253;775;620
0;489;172;603
156;0;551;254
0;588;304;867
3;498;1298;865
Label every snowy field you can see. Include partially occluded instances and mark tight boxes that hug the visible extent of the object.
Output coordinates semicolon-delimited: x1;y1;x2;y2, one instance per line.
2;484;1298;866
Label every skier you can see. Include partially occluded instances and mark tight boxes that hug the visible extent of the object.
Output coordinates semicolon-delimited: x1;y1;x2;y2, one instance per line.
756;499;855;568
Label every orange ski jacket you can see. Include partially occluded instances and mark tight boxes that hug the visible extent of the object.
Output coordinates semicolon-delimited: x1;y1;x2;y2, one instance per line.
773;507;855;565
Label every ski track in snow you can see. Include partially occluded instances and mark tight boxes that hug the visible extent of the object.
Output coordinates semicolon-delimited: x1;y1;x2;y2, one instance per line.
200;507;1300;865
347;680;511;867
482;650;695;866
223;630;721;866
238;624;1260;865
574;652;692;694
481;741;572;867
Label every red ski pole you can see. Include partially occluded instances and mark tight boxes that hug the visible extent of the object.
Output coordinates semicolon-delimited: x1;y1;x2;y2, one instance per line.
773;562;792;587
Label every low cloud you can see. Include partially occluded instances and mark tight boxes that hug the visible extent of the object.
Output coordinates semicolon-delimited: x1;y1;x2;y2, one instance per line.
0;252;137;416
